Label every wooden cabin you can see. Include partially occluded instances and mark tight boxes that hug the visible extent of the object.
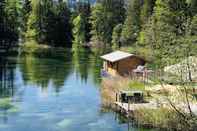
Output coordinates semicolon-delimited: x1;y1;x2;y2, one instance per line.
101;51;145;76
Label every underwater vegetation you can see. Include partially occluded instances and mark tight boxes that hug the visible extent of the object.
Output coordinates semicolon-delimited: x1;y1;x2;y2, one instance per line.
0;98;19;113
0;98;14;110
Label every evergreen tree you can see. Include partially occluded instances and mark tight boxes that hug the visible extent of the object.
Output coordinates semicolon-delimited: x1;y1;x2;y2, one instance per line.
4;0;22;33
21;0;31;34
112;24;123;50
0;0;6;37
72;15;86;46
121;0;142;45
45;1;72;47
141;0;177;66
25;0;72;47
90;0;125;44
72;1;91;46
25;0;40;39
140;0;155;26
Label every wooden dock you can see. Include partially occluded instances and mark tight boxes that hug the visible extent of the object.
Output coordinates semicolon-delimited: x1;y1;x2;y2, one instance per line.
114;102;157;116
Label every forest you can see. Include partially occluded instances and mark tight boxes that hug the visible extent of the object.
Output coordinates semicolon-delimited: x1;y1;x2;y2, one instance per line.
0;0;197;131
0;0;197;65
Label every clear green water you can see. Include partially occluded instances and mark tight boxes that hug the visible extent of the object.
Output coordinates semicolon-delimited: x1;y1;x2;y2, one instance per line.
0;49;153;131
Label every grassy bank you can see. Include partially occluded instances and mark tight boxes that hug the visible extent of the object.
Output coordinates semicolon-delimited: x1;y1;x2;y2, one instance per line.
133;108;197;130
101;76;148;105
101;76;197;131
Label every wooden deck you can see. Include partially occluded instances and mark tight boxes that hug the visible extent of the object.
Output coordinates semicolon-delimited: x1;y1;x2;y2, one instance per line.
114;102;157;114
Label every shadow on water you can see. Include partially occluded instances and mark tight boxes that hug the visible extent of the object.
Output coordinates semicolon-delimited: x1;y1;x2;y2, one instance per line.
0;55;17;98
0;52;19;124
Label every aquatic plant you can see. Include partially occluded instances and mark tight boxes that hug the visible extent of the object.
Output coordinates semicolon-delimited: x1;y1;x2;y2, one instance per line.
0;98;14;110
7;106;20;113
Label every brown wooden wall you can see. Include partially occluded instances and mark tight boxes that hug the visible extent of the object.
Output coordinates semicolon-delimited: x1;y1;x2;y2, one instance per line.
107;56;145;75
117;57;145;75
106;56;145;76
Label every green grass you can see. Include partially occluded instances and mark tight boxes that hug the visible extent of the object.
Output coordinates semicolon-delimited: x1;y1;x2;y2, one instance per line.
134;108;197;130
128;81;145;91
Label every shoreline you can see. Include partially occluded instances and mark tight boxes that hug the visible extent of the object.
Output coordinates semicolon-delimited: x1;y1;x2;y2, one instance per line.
101;76;197;131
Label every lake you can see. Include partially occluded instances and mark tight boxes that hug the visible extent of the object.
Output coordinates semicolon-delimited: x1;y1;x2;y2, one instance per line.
0;49;153;131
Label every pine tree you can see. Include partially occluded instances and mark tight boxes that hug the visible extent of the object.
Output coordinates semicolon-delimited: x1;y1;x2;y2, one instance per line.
4;0;23;36
25;0;40;39
121;0;142;45
112;24;123;50
90;0;125;44
21;0;31;33
25;0;72;47
73;2;91;45
140;0;155;26
72;15;86;46
141;0;177;66
45;1;72;47
0;0;5;29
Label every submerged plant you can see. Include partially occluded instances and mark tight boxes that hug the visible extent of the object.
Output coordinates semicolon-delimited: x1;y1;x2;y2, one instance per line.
0;98;14;110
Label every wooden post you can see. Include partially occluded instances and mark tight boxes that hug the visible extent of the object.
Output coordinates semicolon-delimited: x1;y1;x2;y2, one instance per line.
116;93;117;102
128;100;130;113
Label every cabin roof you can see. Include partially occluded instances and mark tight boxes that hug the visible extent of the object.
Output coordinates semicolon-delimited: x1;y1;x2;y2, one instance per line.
100;51;134;62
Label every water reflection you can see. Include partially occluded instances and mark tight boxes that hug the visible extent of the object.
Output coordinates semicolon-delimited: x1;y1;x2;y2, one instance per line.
0;57;16;98
18;48;102;91
19;54;73;91
0;48;153;131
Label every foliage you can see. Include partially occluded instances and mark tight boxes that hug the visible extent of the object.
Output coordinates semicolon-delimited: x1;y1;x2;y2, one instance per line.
112;24;123;50
25;0;72;47
0;0;22;42
121;0;142;45
72;2;91;47
90;0;125;44
140;0;155;26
